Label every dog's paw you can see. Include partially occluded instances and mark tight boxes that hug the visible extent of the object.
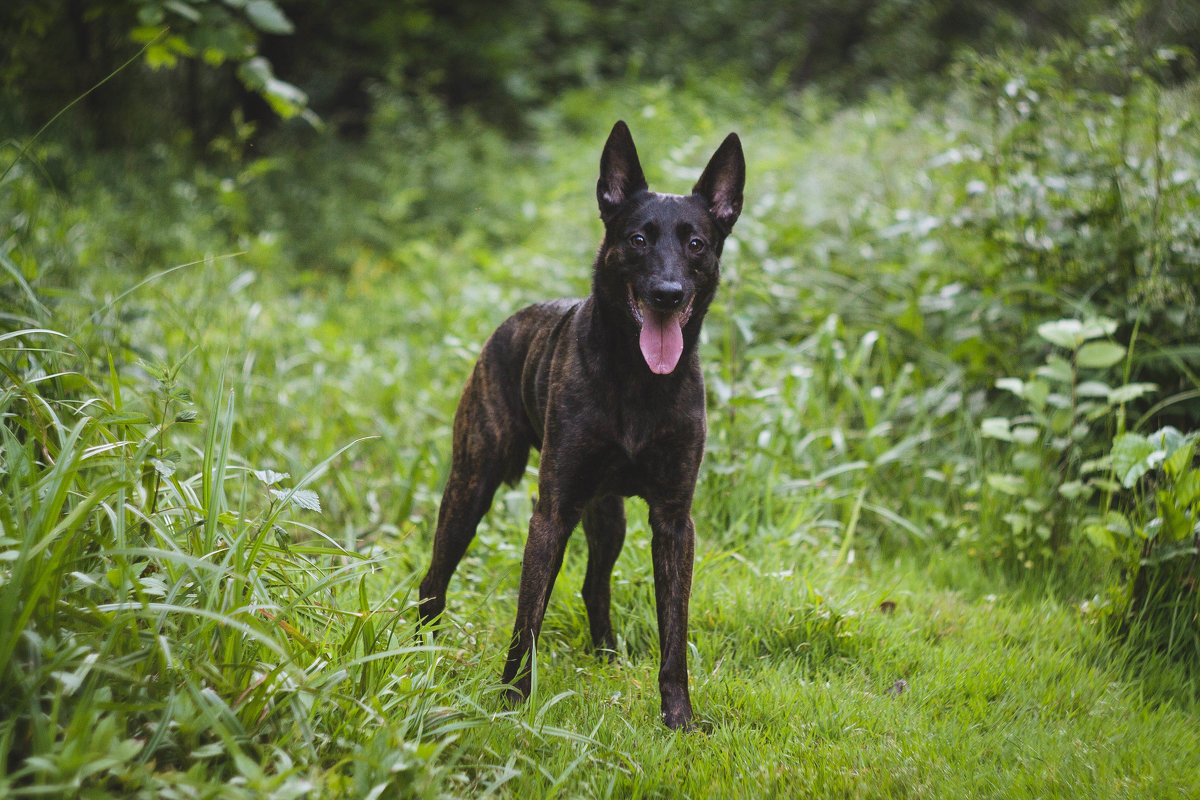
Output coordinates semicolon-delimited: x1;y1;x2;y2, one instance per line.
500;685;527;709
661;705;696;732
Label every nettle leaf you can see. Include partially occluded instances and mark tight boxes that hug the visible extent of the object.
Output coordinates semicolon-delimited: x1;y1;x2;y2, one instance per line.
254;469;291;485
271;488;322;513
1076;341;1126;369
176;409;199;422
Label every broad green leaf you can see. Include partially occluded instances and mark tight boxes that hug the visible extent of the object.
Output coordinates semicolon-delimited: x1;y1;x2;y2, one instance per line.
245;0;294;34
1104;511;1134;538
1036;317;1117;349
1111;432;1155;487
1076;341;1125;368
1035;356;1074;383
238;57;310;119
1174;470;1200;507
1164;442;1195;478
164;0;202;22
1150;426;1187;453
995;377;1024;397
1011;426;1040;445
1024;380;1048;409
1045;391;1071;410
1084;523;1116;550
981;417;1012;440
1108;382;1157;404
1080;318;1118;340
1013;451;1043;471
1037;319;1085;349
1075;380;1111;397
1157;491;1193;540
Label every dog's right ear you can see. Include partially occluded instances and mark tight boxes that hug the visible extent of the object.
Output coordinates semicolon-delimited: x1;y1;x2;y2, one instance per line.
597;121;648;223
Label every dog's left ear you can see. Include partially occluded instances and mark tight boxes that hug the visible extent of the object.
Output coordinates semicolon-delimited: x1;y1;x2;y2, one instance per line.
692;133;745;236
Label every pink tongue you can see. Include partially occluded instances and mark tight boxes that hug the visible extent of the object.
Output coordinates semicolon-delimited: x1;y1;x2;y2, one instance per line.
639;310;684;374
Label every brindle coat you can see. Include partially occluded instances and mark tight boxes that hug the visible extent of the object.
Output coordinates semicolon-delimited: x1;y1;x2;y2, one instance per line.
417;121;745;729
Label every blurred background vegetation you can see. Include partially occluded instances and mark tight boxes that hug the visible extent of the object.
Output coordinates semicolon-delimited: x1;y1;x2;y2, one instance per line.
3;0;1200;796
5;0;1200;144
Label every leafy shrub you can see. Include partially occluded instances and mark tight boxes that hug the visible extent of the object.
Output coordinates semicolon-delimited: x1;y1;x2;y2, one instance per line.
950;12;1200;423
978;317;1153;564
1088;426;1200;659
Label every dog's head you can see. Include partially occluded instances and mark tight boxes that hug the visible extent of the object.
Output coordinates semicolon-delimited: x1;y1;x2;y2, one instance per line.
593;121;745;375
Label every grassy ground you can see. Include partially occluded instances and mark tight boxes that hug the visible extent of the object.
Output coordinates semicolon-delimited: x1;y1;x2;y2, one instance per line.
2;77;1199;797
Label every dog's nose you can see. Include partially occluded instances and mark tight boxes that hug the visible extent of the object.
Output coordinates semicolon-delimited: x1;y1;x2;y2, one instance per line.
648;281;685;311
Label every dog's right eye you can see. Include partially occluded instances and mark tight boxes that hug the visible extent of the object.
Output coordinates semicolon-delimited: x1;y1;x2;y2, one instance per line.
629;233;647;248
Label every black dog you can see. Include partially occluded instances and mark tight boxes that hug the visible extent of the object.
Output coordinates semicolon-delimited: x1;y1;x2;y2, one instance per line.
417;121;744;729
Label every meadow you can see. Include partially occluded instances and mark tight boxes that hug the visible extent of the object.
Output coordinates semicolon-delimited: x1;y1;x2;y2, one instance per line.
3;30;1200;799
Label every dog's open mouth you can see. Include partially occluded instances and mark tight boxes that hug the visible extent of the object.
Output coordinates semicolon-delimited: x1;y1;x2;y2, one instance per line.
628;285;694;375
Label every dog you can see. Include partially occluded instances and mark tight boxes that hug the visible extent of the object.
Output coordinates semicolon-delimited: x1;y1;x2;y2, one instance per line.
417;120;744;730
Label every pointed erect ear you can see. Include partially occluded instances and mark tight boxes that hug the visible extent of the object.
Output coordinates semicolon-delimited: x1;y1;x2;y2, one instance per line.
597;121;648;222
692;132;745;235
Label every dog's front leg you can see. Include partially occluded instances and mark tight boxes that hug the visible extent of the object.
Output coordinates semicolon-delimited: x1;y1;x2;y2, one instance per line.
648;503;696;730
500;498;581;704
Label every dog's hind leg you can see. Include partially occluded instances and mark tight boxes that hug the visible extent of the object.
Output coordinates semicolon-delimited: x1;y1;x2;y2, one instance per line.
417;468;504;628
418;365;531;629
581;495;626;655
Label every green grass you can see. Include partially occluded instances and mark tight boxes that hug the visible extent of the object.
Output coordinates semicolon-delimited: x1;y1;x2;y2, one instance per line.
2;71;1199;797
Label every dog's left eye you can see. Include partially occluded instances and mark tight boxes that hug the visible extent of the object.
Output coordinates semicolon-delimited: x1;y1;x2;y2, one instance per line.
687;238;705;254
629;233;647;248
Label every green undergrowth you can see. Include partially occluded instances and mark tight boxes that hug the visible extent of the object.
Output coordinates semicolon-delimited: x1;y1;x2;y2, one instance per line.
3;40;1200;798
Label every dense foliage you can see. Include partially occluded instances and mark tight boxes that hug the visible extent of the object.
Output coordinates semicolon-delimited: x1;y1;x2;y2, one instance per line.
2;2;1199;796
